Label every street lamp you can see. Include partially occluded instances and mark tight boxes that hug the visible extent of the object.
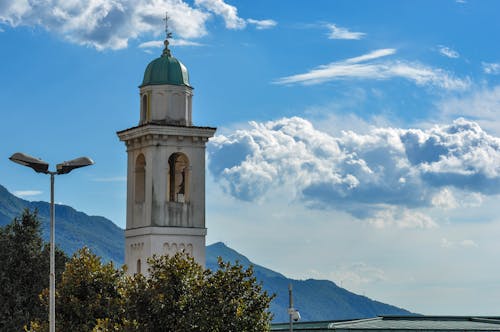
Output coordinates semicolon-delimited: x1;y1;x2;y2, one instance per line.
288;283;301;332
9;152;94;332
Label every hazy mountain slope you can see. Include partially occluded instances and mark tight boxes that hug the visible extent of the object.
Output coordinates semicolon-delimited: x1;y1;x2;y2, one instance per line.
207;242;413;322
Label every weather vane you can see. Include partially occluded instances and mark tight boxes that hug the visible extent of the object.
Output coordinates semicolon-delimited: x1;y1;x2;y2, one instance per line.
162;12;172;56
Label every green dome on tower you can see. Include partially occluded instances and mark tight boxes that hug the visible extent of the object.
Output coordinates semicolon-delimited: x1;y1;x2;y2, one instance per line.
140;40;190;88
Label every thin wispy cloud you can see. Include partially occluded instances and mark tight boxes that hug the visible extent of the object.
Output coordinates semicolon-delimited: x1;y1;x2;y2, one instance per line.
247;18;277;30
275;49;469;90
14;190;43;198
326;23;365;40
441;238;478;248
461;239;478;247
482;62;500;75
438;45;459;58
345;48;396;63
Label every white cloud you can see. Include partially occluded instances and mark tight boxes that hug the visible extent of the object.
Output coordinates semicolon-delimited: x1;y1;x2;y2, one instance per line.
208;117;500;222
482;62;500;75
0;0;210;50
275;49;469;90
309;262;386;293
367;208;438;229
461;239;478;247
247;18;277;30
13;190;43;198
441;237;453;248
345;48;396;63
440;238;478;248
437;85;500;135
195;0;246;29
438;45;459;58
0;0;269;50
431;188;458;209
326;23;365;40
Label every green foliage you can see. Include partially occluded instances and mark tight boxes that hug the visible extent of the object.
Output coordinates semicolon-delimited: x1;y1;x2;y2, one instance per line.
31;248;124;332
31;251;274;331
121;254;206;331
198;258;275;331
0;209;68;331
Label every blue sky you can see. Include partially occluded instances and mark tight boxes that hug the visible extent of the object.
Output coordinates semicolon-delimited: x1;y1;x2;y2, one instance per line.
2;0;500;315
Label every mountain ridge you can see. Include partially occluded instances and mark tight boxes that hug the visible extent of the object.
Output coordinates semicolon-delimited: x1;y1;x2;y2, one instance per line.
0;184;412;322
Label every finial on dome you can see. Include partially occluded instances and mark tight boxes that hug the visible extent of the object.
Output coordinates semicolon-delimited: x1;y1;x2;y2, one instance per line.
162;12;173;57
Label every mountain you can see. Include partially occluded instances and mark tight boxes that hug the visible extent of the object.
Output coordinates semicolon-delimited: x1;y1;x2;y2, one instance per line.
0;184;124;263
207;242;412;322
0;184;412;322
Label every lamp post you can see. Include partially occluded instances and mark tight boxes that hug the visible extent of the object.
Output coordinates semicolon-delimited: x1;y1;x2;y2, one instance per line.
9;152;94;332
288;283;301;331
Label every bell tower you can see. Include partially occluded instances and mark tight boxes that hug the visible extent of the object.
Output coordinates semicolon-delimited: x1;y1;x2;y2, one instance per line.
117;17;216;274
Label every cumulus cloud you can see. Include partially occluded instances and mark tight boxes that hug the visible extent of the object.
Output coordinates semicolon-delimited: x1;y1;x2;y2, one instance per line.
0;0;209;49
483;62;500;75
247;18;277;30
326;23;365;40
438;45;459;58
208;117;500;222
275;49;470;90
195;0;245;29
0;0;270;50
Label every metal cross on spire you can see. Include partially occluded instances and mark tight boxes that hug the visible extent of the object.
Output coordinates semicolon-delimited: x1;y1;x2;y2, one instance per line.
162;12;173;56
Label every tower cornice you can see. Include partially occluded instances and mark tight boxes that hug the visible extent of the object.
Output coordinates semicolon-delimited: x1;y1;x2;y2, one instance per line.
117;124;216;143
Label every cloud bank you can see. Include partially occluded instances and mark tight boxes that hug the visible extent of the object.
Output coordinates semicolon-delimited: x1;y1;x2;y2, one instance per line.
0;0;275;50
208;117;500;222
275;49;470;90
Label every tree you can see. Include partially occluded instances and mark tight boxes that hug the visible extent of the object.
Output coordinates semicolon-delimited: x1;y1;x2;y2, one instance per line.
109;254;274;331
120;254;206;331
0;209;67;331
196;258;274;331
34;250;274;331
30;247;124;332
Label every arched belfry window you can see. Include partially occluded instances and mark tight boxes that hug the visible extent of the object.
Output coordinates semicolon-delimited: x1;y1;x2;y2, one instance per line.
168;153;189;203
135;154;146;203
141;94;148;124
